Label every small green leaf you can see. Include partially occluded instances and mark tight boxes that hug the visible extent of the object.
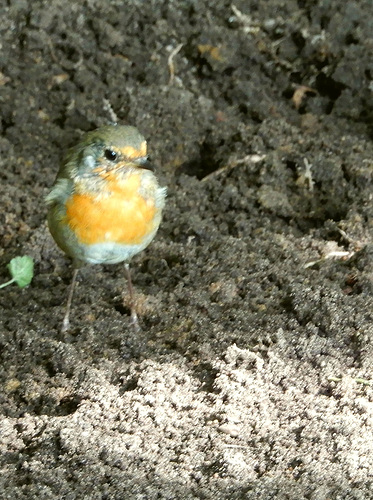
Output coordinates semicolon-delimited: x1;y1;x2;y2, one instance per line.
7;256;34;288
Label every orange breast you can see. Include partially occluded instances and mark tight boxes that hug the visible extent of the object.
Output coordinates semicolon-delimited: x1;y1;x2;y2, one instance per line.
65;174;156;246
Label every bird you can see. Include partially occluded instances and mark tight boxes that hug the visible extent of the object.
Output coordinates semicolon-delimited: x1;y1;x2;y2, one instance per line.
46;124;166;333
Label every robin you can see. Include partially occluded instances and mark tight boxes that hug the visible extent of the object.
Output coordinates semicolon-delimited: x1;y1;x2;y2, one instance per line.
46;125;166;332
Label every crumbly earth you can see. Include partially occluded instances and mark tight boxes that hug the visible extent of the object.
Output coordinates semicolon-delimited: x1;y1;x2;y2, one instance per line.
1;1;373;499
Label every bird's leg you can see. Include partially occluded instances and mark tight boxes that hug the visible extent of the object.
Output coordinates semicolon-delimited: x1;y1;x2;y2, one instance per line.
124;263;140;331
61;268;79;333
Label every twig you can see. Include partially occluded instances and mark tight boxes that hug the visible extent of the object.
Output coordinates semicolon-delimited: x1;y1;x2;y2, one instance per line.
201;154;266;182
168;43;183;85
231;5;261;34
327;376;371;386
304;251;354;268
303;158;314;192
103;98;119;125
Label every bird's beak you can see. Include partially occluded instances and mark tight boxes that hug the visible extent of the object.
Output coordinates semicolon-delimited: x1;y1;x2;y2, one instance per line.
135;157;155;172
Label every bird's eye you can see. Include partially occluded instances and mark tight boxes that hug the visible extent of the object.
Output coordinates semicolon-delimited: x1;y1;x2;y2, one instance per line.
104;149;117;161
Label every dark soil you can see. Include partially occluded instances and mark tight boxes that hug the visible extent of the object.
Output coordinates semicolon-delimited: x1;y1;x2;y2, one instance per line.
1;1;373;499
